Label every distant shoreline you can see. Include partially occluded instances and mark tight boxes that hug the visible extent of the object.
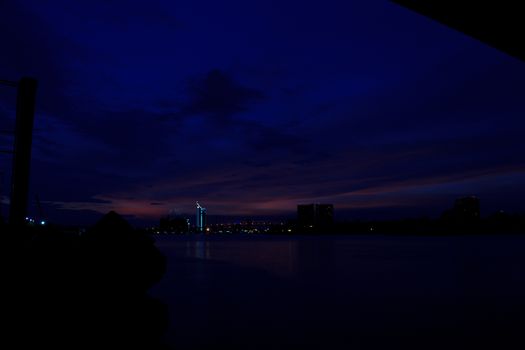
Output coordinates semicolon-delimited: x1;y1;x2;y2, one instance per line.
150;231;525;238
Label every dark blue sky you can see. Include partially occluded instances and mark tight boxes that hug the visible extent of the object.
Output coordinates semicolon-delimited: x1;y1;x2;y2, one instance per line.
1;0;525;225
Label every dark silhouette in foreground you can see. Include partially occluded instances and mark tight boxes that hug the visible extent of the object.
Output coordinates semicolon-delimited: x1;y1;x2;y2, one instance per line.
2;211;168;348
391;1;525;62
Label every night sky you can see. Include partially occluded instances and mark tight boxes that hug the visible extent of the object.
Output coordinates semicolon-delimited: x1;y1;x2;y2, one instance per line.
1;0;525;226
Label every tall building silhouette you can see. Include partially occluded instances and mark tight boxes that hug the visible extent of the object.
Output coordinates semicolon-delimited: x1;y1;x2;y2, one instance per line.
453;196;480;221
441;196;481;225
297;204;334;230
196;202;207;232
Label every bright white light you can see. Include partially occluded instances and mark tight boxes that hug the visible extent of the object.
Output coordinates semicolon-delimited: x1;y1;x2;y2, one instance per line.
41;221;46;225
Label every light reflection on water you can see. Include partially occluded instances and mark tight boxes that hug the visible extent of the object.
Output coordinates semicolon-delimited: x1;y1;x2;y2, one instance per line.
157;234;525;287
182;237;300;278
151;234;525;350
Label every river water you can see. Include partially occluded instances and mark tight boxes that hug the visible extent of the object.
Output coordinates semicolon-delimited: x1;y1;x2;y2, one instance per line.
150;234;525;349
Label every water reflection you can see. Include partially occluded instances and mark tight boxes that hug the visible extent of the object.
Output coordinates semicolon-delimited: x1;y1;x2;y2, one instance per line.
152;235;525;350
187;240;210;260
181;237;304;278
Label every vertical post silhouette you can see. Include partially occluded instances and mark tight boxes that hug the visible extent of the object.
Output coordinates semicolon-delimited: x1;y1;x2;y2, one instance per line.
9;77;38;227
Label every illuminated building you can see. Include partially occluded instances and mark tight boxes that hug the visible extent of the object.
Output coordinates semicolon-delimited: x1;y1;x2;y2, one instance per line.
196;202;207;232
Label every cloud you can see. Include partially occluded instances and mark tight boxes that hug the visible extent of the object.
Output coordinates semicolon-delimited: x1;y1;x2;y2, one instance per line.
0;2;83;91
51;166;525;220
3;1;525;224
174;69;265;124
46;195;171;219
48;0;179;29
